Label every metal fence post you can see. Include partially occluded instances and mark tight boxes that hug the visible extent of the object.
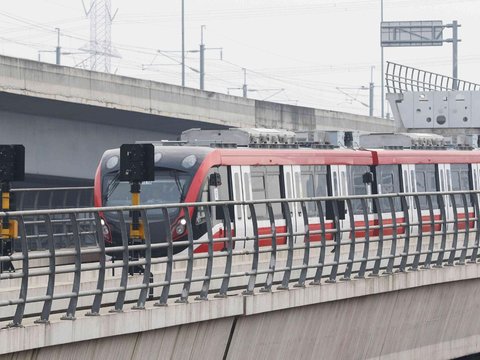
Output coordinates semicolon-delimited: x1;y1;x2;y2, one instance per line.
261;203;277;292
35;214;55;323
311;200;326;285
244;203;259;295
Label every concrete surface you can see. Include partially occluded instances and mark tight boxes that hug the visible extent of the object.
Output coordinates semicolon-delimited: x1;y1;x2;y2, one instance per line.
228;277;480;360
0;317;234;360
2;263;480;359
0;110;176;180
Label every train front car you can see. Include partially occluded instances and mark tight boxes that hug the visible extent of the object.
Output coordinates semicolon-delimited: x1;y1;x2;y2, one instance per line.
94;145;215;257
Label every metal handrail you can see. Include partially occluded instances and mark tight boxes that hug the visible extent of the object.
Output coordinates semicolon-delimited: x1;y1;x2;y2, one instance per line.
11;186;94;192
0;189;478;326
386;62;480;93
11;186;93;212
0;189;476;216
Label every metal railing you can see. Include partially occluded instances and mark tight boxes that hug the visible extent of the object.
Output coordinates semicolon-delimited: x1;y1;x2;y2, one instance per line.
12;187;93;211
0;190;479;327
11;187;94;251
386;62;480;93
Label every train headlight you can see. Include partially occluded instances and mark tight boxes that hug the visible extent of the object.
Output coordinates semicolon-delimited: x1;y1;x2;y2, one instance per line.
101;218;112;243
106;155;119;169
175;218;187;235
181;155;197;169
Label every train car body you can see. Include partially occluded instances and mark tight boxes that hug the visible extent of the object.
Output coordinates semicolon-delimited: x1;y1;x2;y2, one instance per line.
94;131;480;258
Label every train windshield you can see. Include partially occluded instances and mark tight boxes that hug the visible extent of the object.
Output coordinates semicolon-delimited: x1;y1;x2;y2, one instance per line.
103;169;192;214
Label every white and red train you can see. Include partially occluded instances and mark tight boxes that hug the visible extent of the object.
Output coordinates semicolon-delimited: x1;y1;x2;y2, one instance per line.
94;130;480;257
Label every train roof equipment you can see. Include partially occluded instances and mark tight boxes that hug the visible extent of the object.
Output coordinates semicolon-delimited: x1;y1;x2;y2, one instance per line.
359;132;479;149
180;128;360;149
123;127;480;154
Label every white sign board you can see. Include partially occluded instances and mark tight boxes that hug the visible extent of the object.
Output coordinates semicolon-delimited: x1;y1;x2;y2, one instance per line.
381;21;444;47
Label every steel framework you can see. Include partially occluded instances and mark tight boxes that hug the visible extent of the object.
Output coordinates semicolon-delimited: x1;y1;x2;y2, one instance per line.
83;0;118;73
385;62;480;93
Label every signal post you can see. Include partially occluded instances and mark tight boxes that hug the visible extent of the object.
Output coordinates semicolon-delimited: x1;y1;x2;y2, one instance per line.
119;144;154;275
0;145;25;273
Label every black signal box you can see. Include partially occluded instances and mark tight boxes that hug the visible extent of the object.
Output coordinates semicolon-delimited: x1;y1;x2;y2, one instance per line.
119;144;155;182
0;145;25;182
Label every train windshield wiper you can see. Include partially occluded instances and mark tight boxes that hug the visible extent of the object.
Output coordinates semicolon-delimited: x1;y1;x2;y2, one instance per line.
105;172;121;202
172;170;185;201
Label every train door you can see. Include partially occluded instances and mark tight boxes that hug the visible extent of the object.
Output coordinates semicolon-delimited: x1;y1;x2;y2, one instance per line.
471;164;480;229
401;164;418;235
299;165;328;243
438;164;454;233
348;165;373;237
451;164;474;231
374;165;402;236
230;165;254;248
471;163;480;199
202;166;233;252
472;164;480;191
329;165;349;240
283;165;305;242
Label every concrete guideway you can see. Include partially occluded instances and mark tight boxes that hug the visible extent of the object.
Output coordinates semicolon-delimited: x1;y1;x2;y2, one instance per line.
0;54;393;133
2;263;480;359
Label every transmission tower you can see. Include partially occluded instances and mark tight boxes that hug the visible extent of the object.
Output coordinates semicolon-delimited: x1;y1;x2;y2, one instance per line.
82;0;119;73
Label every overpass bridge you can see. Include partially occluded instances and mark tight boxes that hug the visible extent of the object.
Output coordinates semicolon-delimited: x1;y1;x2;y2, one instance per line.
0;55;393;185
0;190;479;359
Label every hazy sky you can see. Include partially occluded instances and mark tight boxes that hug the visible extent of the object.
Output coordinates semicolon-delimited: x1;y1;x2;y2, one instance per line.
0;0;478;118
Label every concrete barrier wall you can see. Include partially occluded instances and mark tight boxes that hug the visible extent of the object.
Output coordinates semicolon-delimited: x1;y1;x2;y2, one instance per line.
255;101;393;132
0;55;255;128
4;269;480;360
228;278;480;360
0;318;234;360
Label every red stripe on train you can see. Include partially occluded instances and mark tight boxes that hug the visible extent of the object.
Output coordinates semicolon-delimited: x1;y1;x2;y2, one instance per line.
457;212;475;230
193;211;476;253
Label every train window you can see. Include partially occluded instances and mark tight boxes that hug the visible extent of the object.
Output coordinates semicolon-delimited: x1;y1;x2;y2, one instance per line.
375;165;401;212
340;171;347;197
301;171;315;197
250;166;282;220
234;173;242;220
332;172;338;195
266;166;282;218
403;170;409;193
286;172;292;198
440;169;445;191
473;168;478;190
251;169;266;220
211;166;232;221
301;171;316;216
197;166;231;225
300;165;327;217
410;171;416;192
415;164;438;210
315;166;328;197
446;169;451;191
244;172;251;219
416;172;426;190
451;164;470;190
348;166;370;215
195;184;208;225
451;164;471;206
